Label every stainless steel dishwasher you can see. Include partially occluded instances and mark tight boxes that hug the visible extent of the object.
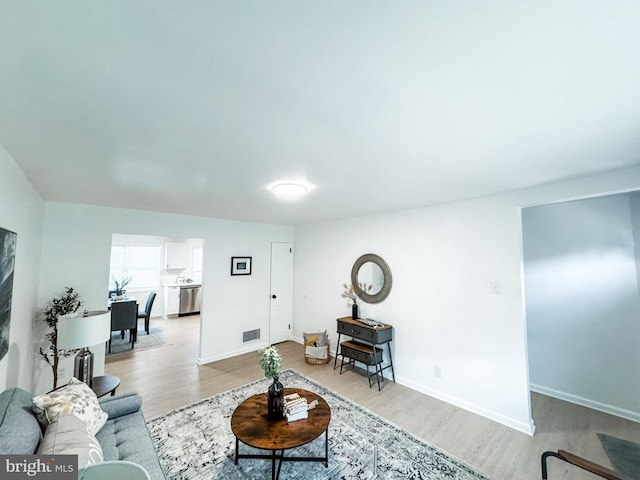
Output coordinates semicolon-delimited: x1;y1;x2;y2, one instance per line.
179;285;202;316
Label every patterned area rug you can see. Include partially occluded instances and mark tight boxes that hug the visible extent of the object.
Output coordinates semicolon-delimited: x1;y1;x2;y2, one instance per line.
147;369;490;479
598;433;640;479
107;325;170;356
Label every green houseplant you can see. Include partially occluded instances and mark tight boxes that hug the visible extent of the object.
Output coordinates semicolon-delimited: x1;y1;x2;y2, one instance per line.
258;346;282;379
111;275;132;298
38;287;82;389
258;346;283;419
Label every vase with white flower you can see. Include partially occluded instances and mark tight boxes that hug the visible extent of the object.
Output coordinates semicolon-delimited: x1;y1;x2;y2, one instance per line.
342;282;371;319
259;345;284;420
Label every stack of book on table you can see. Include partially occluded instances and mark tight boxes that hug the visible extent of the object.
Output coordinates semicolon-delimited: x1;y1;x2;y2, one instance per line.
283;393;308;422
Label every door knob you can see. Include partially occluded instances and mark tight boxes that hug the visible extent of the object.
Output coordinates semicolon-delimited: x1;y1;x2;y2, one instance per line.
272;294;277;299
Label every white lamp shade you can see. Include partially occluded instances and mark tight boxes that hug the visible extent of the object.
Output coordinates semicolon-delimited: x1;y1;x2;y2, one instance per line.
57;310;111;350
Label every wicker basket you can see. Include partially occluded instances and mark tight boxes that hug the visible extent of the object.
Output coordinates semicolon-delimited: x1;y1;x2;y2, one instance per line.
304;343;330;365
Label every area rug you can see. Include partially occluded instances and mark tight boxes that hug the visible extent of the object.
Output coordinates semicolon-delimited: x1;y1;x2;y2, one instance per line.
147;369;490;479
107;325;170;356
598;433;640;479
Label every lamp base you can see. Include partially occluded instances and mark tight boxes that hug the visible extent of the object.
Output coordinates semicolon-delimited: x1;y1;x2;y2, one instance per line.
74;347;94;387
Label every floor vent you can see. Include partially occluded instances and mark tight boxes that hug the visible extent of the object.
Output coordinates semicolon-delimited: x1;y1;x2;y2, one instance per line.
243;329;260;343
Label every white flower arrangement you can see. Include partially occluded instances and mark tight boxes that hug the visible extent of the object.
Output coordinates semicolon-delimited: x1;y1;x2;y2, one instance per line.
258;345;282;379
341;282;372;304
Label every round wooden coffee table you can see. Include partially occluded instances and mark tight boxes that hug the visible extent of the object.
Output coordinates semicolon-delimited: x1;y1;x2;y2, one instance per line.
231;388;331;480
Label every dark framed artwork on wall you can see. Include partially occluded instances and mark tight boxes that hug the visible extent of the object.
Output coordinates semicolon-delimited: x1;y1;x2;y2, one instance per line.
0;227;17;362
231;256;252;276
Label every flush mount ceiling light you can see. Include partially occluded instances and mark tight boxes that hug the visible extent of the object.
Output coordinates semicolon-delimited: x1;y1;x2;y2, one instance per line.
272;183;308;195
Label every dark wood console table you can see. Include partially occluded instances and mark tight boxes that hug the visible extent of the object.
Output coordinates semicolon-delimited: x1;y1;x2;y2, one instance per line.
333;317;395;390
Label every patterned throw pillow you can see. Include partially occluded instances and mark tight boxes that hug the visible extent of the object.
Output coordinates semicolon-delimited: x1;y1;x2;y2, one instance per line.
303;330;328;347
32;378;108;435
38;414;104;467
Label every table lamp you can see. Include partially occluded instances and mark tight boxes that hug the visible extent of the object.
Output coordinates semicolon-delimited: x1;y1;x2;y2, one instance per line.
57;310;111;387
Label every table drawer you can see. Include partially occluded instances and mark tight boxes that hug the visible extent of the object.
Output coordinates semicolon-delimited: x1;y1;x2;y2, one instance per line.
340;341;383;366
337;319;393;344
337;321;376;342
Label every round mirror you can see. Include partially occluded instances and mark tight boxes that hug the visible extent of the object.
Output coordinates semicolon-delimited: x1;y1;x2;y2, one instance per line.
350;253;392;304
357;262;384;295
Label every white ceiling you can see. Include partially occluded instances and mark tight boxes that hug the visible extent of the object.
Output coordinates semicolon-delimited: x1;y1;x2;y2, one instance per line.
1;1;639;225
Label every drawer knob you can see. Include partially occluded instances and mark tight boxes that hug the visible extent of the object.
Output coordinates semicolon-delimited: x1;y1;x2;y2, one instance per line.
351;328;360;334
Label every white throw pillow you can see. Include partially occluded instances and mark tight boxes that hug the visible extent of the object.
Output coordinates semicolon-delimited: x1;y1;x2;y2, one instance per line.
32;377;108;435
38;413;104;467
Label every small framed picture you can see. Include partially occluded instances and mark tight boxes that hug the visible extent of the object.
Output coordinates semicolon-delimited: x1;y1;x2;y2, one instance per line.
231;256;252;276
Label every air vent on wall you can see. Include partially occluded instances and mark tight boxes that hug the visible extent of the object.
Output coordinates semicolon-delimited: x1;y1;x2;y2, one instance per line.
243;329;260;343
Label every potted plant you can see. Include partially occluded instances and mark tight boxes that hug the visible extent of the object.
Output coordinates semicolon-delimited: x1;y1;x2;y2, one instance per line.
38;287;82;389
258;346;283;420
111;275;132;300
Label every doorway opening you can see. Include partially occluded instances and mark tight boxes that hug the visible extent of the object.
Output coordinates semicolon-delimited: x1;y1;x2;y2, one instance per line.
521;190;640;424
107;233;204;357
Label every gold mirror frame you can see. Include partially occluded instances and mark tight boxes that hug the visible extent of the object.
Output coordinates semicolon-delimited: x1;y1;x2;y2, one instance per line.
350;253;392;304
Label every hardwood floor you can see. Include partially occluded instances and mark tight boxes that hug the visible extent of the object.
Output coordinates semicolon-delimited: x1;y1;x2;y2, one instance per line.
106;315;640;479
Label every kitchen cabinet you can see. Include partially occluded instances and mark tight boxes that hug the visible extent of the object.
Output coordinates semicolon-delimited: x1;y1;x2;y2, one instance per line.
163;286;180;317
164;242;188;269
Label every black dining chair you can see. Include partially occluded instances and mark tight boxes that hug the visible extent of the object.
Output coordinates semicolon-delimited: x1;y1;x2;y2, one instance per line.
137;292;157;335
109;299;137;352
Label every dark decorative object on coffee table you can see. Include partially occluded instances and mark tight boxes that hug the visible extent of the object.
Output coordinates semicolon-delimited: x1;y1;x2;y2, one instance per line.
267;377;284;420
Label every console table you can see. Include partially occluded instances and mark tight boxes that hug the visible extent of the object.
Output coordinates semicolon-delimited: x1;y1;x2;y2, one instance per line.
333;317;395;391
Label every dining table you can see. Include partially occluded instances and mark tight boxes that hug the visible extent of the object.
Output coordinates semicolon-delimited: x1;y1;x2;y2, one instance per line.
107;297;138;309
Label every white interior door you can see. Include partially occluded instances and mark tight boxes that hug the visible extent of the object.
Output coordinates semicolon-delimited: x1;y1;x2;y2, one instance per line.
269;242;293;344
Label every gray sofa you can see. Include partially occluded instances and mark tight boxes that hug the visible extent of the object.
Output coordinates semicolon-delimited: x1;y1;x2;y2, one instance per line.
0;387;165;480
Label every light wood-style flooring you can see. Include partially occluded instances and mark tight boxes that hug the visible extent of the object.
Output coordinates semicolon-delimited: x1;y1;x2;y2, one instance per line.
106;316;640;479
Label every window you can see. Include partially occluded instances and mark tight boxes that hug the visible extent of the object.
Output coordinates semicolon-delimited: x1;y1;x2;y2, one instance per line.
192;247;203;283
109;244;161;290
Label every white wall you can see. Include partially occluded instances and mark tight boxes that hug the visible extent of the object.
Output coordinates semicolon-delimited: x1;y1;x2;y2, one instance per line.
34;202;294;393
523;193;640;420
630;194;640;290
294;165;640;435
0;144;44;392
295;197;533;433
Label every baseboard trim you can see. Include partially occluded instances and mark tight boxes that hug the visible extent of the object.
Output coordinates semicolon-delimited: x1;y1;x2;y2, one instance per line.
399;376;535;436
293;337;534;435
197;342;269;365
530;383;640;423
